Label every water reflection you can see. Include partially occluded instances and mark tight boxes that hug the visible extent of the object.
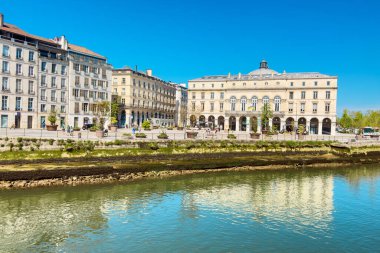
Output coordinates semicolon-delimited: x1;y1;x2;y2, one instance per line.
0;165;379;252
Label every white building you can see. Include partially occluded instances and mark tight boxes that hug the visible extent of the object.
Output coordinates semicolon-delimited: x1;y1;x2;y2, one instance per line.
188;60;338;135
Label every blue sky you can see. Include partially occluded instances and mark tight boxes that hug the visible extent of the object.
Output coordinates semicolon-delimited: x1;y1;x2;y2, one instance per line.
1;0;379;113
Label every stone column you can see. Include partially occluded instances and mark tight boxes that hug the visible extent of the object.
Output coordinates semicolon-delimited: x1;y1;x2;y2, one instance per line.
246;117;251;132
236;117;240;132
331;121;336;135
318;120;323;135
224;117;229;132
257;117;262;133
269;118;273;130
281;119;286;132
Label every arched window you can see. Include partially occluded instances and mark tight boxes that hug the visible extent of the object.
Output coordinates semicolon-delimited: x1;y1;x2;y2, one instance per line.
274;96;281;112
230;96;236;111
263;96;269;105
251;96;258;111
241;96;247;111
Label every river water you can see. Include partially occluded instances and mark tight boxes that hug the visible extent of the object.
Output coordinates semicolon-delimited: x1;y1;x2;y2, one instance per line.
1;165;380;253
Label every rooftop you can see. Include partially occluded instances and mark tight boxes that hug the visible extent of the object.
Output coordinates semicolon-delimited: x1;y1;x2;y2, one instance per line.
0;19;105;59
190;60;337;82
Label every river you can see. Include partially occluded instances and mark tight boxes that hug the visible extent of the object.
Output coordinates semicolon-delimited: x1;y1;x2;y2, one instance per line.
1;165;380;252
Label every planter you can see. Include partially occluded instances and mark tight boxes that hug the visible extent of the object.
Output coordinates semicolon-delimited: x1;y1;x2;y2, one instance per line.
177;127;184;131
250;133;261;140
262;130;269;135
110;126;118;132
186;132;198;139
46;125;58;131
96;130;104;138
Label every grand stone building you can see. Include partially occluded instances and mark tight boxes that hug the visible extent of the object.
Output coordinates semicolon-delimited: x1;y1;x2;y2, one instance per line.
0;13;112;129
187;60;338;135
112;68;177;127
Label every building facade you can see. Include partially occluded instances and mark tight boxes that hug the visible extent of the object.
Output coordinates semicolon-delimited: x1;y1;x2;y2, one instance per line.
0;13;112;129
175;83;188;127
112;68;176;127
187;60;338;135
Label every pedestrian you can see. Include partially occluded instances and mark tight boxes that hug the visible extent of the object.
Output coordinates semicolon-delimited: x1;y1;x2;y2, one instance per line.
132;127;136;135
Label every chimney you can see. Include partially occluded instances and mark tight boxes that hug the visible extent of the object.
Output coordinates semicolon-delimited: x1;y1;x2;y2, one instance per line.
146;69;152;77
0;13;4;27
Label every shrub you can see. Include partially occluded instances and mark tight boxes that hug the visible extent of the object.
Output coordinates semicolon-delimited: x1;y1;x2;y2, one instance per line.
135;133;147;138
142;120;151;130
4;137;9;142
7;142;14;151
149;142;159;150
227;134;237;139
16;143;23;151
0;144;4;147
48;139;55;145
167;127;174;130
17;137;23;143
89;125;99;132
30;147;35;152
157;132;169;139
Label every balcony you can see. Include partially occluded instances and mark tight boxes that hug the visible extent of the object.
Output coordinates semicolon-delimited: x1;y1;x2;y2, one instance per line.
1;107;9;111
2;69;10;74
40;83;47;87
1;88;11;93
15;107;22;111
28;108;34;112
75;83;80;87
16;89;23;94
28;90;35;95
74;96;81;101
84;97;89;101
40;96;47;101
61;98;66;103
51;97;57;102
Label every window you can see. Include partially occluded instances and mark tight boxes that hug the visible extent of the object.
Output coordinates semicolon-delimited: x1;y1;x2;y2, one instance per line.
302;82;305;86
288;103;293;113
211;83;214;88
28;98;33;111
192;83;195;88
51;77;56;87
314;81;318;86
15;97;22;111
263;96;269;105
230;97;236;111
121;98;125;105
313;91;318;99
2;77;9;91
301;91;306;99
2;45;9;57
29;51;35;62
74;103;80;113
51;90;56;102
192;92;196;99
191;102;195;111
201;92;205;99
2;61;9;73
61;105;66;113
210;92;214;99
61;78;66;88
16;79;22;93
210;102;214;111
41;75;46;86
201;102;205;111
61;65;66;75
61;91;66;102
251;97;258;111
325;103;330;112
41;62;47;72
28;81;34;94
241;97;247;111
2;96;8;110
16;48;22;59
289;92;294;100
326;91;331;99
40;89;46;101
28;66;34;77
220;92;224;99
327;81;330;86
300;103;305;113
51;64;57;74
122;78;126;84
40;104;46;112
220;102;224;111
74;63;80;72
16;64;22;75
274;96;281;112
290;82;294;86
313;103;318;112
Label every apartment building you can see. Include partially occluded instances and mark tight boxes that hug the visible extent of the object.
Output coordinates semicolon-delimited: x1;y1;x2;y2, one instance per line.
0;13;112;129
112;68;176;127
188;60;338;135
175;83;188;127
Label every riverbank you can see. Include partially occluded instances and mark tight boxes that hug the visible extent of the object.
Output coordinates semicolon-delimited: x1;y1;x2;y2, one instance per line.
1;140;380;189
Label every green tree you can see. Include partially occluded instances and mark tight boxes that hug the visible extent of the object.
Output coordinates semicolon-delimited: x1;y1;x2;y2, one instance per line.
261;103;273;132
48;109;57;126
339;109;353;129
142;120;151;130
351;111;364;129
94;101;111;130
111;101;119;126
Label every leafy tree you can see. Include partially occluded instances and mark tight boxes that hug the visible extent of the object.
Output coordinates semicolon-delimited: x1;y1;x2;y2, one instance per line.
111;101;119;126
48;109;57;126
94;101;110;130
339;109;353;129
260;103;273;132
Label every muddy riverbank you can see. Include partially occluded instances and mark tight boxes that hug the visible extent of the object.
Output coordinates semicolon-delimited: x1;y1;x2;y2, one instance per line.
1;148;380;189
